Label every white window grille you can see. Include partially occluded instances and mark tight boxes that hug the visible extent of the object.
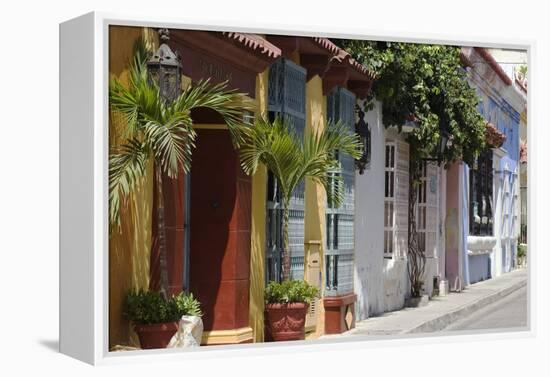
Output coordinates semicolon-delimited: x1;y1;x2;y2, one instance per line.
416;162;427;254
503;175;510;238
384;142;396;258
416;162;438;258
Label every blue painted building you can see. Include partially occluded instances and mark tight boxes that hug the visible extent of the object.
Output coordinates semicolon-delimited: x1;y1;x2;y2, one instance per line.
461;47;525;284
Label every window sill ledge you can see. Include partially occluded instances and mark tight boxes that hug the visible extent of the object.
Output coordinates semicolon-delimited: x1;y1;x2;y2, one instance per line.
467;235;497;255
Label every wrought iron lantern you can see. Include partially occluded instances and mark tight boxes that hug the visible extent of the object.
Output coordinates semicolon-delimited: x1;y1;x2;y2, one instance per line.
422;119;450;166
424;92;451;166
147;28;182;102
437;126;450;164
355;105;371;174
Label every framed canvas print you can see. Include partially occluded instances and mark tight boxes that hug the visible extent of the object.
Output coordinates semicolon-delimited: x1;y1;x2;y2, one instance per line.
59;11;531;365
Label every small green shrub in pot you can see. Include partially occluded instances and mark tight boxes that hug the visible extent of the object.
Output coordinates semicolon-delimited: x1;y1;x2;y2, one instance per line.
517;243;527;259
124;290;202;324
265;279;318;304
123;290;202;349
172;291;202;318
123;290;177;325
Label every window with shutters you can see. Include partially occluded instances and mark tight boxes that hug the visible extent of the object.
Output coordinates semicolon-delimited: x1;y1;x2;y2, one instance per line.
384;142;396;258
416;162;438;258
416;162;427;254
266;58;307;283
512;180;518;238
384;139;409;259
325;87;356;296
502;173;517;239
502;176;510;238
469;149;493;236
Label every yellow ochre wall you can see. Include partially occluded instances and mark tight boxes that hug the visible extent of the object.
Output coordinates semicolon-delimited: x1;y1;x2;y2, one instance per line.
304;76;328;338
108;29;328;345
108;26;159;348
248;69;269;343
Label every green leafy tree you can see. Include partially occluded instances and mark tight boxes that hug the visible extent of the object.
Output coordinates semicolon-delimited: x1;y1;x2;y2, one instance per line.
240;117;361;280
517;64;527;78
337;40;487;297
109;43;252;297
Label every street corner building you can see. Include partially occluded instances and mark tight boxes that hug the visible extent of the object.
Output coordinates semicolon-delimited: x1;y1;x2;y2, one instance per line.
108;25;377;348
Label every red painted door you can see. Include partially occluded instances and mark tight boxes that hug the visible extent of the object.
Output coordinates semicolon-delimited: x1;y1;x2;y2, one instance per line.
189;129;251;332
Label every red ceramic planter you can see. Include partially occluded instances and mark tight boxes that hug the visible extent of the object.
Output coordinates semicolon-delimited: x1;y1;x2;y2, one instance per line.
134;322;179;349
265;302;309;341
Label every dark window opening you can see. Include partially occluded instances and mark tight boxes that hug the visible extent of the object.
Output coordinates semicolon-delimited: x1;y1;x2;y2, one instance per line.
469;149;494;236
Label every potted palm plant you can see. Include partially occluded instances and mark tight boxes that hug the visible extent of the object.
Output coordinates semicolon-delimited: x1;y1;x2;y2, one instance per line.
263;279;318;341
239;117;362;341
124;290;202;349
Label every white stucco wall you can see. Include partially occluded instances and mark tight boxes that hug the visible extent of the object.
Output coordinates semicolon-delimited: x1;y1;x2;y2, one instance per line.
354;100;450;320
354;101;410;320
382;259;409;312
354;100;386;320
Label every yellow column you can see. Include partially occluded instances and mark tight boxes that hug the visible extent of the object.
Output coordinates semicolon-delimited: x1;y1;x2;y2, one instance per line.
248;69;269;342
304;76;327;338
108;26;158;348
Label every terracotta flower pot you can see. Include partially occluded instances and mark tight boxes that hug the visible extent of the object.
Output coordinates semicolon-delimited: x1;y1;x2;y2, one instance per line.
265;302;309;342
134;321;178;349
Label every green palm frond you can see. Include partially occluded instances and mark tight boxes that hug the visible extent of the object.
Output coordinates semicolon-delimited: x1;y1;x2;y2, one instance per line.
143;113;196;177
108;46;252;229
109;67;163;137
109;138;149;226
171;79;254;146
240;117;300;198
240;115;361;280
302;120;361;207
240;116;361;206
132;37;150;72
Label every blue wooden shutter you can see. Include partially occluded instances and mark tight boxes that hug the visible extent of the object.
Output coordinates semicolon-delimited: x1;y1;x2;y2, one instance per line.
266;58;307;282
325;87;356;296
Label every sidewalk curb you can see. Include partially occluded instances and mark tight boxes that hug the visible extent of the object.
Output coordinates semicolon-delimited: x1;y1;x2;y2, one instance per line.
405;276;527;334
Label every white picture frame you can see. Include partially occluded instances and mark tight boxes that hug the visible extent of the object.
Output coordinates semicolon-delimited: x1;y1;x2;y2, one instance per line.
59;11;534;365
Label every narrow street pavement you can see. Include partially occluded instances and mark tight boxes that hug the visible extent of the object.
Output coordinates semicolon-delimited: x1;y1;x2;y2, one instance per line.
443;285;527;332
321;268;528;339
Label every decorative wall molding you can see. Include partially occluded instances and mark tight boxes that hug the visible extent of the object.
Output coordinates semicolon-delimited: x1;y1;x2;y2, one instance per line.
467;235;497;255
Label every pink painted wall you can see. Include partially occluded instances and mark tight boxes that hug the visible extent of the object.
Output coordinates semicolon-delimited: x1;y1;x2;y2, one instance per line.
445;163;460;286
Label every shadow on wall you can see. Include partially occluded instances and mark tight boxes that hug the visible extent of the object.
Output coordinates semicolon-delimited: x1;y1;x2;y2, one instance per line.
109;168;154;348
108;26;158;349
